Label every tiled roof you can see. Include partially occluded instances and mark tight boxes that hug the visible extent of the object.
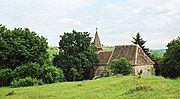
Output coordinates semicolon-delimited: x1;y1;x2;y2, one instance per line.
94;32;102;49
109;45;137;65
98;44;154;66
98;51;112;65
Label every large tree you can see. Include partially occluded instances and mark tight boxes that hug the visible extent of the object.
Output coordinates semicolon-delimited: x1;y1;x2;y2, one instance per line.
132;32;149;55
0;24;49;69
53;30;98;81
160;37;180;78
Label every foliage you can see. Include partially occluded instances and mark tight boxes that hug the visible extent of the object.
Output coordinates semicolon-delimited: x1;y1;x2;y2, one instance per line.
100;68;112;77
59;30;92;54
14;62;65;84
149;53;163;76
0;69;14;87
39;65;65;83
110;58;132;75
0;76;180;98
0;24;49;69
53;30;98;81
160;37;180;78
132;32;149;55
14;62;41;79
11;77;43;88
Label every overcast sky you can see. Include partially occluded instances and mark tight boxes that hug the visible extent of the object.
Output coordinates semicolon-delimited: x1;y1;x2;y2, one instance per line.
0;0;180;49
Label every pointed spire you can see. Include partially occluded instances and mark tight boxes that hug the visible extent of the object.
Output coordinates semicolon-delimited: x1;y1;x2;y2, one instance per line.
94;28;102;51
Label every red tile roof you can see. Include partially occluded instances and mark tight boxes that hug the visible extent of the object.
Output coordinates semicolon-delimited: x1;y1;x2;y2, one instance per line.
98;45;154;66
98;51;112;65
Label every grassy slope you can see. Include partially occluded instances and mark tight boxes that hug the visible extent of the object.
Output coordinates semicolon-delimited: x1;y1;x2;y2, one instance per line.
0;76;180;99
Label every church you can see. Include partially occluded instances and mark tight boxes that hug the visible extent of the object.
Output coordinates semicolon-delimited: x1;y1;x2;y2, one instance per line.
93;29;155;77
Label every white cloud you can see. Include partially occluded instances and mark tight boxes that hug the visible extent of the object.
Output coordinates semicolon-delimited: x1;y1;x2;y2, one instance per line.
57;18;80;25
0;0;180;48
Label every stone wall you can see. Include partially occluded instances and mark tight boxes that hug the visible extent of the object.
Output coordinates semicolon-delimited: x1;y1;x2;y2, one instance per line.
133;65;154;76
94;66;110;78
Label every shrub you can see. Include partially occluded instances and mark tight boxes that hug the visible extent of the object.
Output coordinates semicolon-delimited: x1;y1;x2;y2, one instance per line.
14;62;41;79
110;58;132;75
39;66;65;83
0;69;14;87
14;62;65;84
11;76;43;88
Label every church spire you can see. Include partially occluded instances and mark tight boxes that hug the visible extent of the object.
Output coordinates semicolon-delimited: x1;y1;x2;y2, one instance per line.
94;28;102;52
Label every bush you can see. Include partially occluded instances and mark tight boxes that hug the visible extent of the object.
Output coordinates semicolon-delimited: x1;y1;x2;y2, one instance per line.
14;62;41;79
110;58;132;75
14;62;65;84
0;69;14;87
39;66;65;83
11;77;43;88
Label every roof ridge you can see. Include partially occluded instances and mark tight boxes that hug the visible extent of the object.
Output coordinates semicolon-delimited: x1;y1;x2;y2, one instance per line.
135;45;138;65
107;50;114;64
136;45;155;65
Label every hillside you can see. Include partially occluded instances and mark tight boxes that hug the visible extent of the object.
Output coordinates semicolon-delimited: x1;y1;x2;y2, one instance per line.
48;46;165;57
0;76;179;99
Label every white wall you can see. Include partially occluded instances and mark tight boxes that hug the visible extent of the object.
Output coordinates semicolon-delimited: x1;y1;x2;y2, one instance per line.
133;65;154;76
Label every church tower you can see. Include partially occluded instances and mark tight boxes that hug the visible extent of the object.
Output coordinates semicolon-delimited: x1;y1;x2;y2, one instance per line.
94;28;103;53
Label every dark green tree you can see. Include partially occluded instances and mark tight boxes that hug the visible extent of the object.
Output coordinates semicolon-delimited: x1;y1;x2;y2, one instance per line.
53;30;98;81
132;32;149;55
149;53;163;76
0;24;49;69
110;58;132;75
160;37;180;78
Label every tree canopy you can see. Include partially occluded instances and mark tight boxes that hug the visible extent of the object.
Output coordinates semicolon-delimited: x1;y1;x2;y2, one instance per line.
0;24;49;69
132;32;149;55
160;37;180;78
53;30;98;81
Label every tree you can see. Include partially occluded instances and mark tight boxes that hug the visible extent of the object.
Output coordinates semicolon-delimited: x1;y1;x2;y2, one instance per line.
149;53;163;76
160;37;180;78
0;24;49;69
53;30;98;81
132;32;149;55
110;58;132;75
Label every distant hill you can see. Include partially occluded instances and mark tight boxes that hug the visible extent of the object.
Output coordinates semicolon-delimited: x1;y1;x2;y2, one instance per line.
150;49;166;58
48;46;166;58
0;76;179;98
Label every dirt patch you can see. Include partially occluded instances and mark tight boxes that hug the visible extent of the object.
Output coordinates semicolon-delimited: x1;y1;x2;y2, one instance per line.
123;85;153;95
5;91;15;96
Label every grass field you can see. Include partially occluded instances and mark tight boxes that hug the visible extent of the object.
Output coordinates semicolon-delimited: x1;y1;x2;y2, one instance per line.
0;76;180;99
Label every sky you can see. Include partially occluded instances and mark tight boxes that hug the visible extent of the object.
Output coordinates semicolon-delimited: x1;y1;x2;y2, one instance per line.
0;0;180;49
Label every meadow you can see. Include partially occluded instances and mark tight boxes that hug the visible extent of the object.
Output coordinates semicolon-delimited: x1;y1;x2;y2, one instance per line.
0;76;179;99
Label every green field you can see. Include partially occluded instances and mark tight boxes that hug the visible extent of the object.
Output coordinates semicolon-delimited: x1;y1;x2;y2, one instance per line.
0;76;179;99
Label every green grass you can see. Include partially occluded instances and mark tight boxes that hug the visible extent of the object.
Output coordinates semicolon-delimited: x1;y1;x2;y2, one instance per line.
102;46;114;52
1;76;180;99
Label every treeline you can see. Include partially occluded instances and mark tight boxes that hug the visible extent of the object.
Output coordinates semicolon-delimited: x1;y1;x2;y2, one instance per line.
0;24;98;87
